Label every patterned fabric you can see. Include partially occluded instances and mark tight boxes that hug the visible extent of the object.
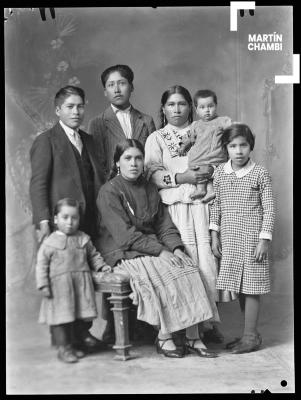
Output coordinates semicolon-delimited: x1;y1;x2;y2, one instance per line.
209;161;275;294
158;123;191;158
114;255;214;334
168;202;237;308
145;124;200;204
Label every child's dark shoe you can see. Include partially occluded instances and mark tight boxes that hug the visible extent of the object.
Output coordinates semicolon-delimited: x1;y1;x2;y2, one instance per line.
203;325;224;344
57;345;78;363
80;331;107;353
225;337;241;350
230;333;262;354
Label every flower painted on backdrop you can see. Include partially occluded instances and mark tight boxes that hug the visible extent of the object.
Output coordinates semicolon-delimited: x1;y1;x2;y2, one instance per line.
43;72;51;80
50;38;64;49
163;174;172;186
56;61;69;72
68;76;80;85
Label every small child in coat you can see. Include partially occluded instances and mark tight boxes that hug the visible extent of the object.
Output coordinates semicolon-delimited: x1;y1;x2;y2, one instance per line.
209;123;275;354
36;198;112;363
178;89;232;202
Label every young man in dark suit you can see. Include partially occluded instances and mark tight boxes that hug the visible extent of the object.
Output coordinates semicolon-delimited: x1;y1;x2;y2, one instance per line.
30;85;106;353
88;64;156;180
88;65;157;345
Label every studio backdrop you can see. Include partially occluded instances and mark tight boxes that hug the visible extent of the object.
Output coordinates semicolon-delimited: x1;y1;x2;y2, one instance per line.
5;7;293;296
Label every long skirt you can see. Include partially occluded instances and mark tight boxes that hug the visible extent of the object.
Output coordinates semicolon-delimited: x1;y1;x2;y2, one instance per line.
168;202;238;319
115;255;214;335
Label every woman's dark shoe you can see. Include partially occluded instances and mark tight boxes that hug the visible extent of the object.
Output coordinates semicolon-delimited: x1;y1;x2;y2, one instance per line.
57;345;78;363
185;338;218;358
155;337;185;358
230;333;262;354
203;325;224;344
225;337;241;350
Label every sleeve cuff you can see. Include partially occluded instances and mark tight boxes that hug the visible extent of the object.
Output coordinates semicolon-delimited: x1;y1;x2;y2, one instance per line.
164;172;178;187
259;231;272;240
209;223;220;232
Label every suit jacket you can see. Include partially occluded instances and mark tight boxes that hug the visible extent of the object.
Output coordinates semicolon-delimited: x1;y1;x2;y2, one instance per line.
88;106;156;179
29;122;106;229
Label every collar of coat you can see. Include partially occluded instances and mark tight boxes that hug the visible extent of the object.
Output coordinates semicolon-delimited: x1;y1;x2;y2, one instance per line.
43;230;90;249
223;158;255;178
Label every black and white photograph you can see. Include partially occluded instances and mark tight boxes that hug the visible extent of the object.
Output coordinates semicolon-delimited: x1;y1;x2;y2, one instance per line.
5;4;295;394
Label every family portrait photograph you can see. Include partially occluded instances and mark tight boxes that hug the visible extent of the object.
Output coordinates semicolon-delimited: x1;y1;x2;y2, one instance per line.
5;4;295;394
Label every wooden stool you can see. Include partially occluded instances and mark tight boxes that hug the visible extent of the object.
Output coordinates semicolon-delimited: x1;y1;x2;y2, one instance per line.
94;273;132;360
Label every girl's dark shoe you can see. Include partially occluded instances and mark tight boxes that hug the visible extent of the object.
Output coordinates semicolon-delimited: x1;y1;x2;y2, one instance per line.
155;337;185;358
230;333;262;354
57;345;78;363
203;325;224;344
185;338;218;358
71;346;86;358
225;337;241;350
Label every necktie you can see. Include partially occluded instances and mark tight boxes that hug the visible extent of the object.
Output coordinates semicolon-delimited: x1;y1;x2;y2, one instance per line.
73;130;83;154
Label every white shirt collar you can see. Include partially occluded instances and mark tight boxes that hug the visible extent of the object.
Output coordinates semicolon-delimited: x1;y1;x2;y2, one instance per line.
59;120;78;135
111;104;132;114
223;158;255;178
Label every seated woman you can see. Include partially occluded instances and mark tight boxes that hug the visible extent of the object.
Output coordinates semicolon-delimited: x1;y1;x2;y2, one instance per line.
95;139;218;358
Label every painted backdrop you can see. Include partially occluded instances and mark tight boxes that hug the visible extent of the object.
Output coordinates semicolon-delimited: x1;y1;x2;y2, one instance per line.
5;7;293;299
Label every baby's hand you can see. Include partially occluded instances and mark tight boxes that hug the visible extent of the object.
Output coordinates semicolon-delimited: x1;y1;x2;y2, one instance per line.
41;286;52;298
102;265;112;273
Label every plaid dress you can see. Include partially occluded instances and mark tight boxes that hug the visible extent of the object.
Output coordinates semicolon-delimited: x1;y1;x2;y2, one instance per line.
209;159;275;295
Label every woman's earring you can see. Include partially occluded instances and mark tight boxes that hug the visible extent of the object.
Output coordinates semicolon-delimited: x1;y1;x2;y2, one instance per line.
117;166;120;175
164;115;167;126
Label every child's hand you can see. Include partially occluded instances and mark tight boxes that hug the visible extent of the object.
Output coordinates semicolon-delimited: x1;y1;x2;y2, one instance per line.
211;231;222;258
40;286;52;298
254;239;270;262
102;265;112;273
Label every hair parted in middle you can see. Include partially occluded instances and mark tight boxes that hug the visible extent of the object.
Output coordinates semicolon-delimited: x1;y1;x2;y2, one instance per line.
101;64;134;87
159;85;193;129
109;139;145;179
220;123;255;154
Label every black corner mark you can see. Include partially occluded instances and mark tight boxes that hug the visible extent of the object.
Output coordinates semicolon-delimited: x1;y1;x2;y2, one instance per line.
240;10;255;17
39;8;55;21
281;380;287;387
250;388;272;393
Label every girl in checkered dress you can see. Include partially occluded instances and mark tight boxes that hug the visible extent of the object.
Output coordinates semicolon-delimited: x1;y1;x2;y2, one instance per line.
209;123;275;354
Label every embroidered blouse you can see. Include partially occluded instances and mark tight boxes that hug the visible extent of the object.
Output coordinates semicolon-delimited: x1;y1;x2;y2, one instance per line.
144;123;203;204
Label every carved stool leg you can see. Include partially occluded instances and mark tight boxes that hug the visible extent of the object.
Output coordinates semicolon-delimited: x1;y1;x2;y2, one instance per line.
107;293;132;360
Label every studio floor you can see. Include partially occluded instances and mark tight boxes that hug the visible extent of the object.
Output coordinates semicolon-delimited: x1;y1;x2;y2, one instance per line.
6;285;294;394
